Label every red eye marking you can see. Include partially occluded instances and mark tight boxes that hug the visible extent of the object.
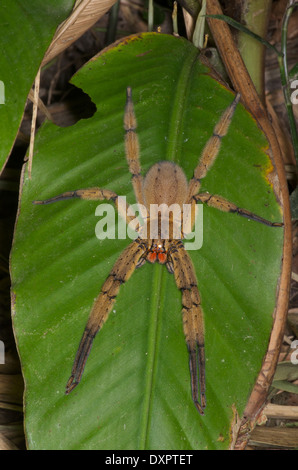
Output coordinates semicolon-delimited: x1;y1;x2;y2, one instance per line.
147;252;157;263
147;246;167;265
158;252;167;264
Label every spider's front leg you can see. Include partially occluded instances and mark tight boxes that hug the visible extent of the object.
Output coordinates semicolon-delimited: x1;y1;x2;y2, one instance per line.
168;240;206;415
187;93;241;203
185;91;283;228
65;238;147;394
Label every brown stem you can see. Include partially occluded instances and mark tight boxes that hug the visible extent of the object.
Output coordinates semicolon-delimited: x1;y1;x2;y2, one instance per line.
206;0;292;450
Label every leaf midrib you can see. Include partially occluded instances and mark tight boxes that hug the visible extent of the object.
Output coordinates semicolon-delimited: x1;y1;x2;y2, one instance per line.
165;45;199;164
138;263;166;449
139;46;200;449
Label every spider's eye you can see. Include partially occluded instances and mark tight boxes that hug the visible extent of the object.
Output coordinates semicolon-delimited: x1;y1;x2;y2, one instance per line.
158;252;167;264
147;252;157;263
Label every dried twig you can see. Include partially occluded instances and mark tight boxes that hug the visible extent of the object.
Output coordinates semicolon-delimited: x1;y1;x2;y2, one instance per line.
28;68;40;179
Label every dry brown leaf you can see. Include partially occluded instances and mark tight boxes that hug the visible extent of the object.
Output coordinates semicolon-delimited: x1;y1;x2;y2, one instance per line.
28;68;40;179
262;403;298;420
42;0;117;66
182;8;194;40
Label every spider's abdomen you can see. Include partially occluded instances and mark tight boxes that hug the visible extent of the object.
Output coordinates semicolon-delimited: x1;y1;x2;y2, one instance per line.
142;161;188;209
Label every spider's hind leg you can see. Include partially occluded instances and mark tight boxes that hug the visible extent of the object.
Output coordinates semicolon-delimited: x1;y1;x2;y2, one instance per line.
66;238;147;394
169;241;206;415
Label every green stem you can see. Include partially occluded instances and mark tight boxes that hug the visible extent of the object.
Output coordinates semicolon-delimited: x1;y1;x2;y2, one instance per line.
192;0;206;49
237;0;272;101
172;1;178;35
148;0;154;32
104;1;120;46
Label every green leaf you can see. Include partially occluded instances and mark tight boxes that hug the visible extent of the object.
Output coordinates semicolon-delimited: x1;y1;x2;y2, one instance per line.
192;0;206;49
273;361;298;382
11;33;284;450
272;380;298;394
0;0;74;172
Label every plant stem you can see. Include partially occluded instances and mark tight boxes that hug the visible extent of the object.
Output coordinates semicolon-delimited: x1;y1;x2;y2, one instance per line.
192;0;206;49
237;0;272;102
105;1;120;46
148;0;154;32
172;1;178;35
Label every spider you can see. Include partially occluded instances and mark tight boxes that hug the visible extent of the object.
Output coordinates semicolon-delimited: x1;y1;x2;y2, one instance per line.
34;87;282;415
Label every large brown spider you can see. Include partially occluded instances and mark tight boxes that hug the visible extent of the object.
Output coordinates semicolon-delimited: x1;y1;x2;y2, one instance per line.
35;87;282;415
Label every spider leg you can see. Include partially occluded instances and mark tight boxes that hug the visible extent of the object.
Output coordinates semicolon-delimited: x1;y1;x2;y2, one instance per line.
34;188;137;226
187;93;240;203
66;238;147;394
124;87;146;211
194;192;283;227
168;240;206;415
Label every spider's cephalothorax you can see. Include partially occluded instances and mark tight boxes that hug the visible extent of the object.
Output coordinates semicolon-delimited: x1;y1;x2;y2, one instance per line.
136;160;189;273
34;87;282;416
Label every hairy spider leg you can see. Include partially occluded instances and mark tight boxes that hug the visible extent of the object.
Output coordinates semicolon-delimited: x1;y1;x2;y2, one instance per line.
169;240;206;415
34;188;137;226
124;87;146;215
194;193;283;227
66;238;147;394
186;93;283;228
187;93;241;203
